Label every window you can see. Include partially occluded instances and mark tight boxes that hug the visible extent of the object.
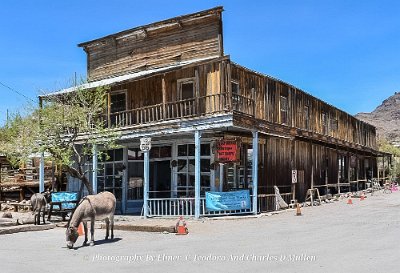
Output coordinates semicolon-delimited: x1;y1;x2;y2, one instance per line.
331;118;338;132
176;143;211;197
304;105;310;130
110;92;126;113
177;78;195;100
231;81;240;95
321;112;329;135
109;91;127;126
97;149;124;201
280;96;288;125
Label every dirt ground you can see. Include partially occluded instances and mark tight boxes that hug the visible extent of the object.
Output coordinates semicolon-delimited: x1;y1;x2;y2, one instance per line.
1;190;399;273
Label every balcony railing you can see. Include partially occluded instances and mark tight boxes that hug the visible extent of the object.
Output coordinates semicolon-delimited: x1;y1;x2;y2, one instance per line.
105;92;255;128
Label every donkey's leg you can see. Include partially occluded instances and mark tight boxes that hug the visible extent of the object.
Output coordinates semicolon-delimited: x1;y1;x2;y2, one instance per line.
34;212;37;225
105;218;110;240
83;221;89;246
89;217;95;246
42;208;46;224
110;214;114;240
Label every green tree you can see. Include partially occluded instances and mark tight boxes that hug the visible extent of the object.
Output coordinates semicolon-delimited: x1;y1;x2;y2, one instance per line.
0;86;120;195
377;138;400;179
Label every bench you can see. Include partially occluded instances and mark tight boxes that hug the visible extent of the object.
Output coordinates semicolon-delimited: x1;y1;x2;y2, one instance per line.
47;192;79;221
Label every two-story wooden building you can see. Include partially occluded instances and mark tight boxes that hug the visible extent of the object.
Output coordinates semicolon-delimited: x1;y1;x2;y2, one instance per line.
42;7;381;217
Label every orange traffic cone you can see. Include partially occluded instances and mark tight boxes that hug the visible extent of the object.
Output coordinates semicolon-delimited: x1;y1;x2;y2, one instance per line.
77;222;85;236
175;216;188;235
347;198;353;205
296;203;302;216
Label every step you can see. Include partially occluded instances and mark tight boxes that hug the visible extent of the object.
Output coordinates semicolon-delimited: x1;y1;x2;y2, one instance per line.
0;223;55;235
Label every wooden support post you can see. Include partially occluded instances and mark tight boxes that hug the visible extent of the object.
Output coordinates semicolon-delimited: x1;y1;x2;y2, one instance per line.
220;61;225;106
194;130;201;219
356;154;359;191
195;69;200;115
20;187;24;202
227;62;232;111
162;75;167;120
252;131;259;215
107;92;111;127
291;140;296;201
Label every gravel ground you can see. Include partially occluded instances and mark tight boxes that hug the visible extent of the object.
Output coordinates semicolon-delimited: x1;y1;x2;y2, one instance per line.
1;190;399;273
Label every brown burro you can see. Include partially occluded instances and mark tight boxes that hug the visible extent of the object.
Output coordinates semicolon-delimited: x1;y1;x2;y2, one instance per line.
66;191;116;249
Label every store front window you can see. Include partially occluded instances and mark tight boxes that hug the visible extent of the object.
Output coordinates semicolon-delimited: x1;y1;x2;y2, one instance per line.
176;143;211;197
97;148;124;201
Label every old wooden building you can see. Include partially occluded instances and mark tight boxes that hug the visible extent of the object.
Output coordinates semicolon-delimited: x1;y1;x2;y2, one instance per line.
42;7;382;216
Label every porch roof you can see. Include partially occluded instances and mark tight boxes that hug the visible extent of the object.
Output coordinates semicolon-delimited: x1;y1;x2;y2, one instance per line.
40;55;221;98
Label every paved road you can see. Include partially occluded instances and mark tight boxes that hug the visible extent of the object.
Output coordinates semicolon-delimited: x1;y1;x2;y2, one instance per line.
1;191;399;273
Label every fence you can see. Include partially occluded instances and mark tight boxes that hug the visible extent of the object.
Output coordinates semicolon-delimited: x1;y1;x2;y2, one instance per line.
147;192;291;217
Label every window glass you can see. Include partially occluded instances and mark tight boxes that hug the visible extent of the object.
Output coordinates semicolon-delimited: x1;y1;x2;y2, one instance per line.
178;145;187;156
114;148;123;161
188;144;195;156
231;81;239;95
201;144;210;156
304;106;310;129
159;146;172;158
280;96;288;124
110;93;126;113
181;82;194;100
201;159;210;172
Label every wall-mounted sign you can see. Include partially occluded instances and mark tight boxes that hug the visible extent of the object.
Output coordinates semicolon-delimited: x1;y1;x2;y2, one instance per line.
140;137;151;151
292;170;298;184
216;139;240;163
205;190;250;211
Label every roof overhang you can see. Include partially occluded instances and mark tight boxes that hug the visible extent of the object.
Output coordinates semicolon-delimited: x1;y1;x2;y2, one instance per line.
40;55;224;98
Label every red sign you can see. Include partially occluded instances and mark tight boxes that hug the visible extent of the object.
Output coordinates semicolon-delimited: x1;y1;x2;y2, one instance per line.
216;139;239;163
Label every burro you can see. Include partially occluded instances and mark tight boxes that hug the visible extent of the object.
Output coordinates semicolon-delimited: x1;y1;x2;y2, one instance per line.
65;191;116;249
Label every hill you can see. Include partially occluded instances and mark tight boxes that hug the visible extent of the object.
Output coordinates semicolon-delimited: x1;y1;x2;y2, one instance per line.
355;92;400;146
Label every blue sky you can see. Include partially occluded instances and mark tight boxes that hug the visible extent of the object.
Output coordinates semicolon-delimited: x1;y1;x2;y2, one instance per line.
1;0;399;124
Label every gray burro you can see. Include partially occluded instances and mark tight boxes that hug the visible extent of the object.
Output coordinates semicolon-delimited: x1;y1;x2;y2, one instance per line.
65;191;116;249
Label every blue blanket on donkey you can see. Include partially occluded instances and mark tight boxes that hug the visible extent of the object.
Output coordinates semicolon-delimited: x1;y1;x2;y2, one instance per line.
51;192;78;210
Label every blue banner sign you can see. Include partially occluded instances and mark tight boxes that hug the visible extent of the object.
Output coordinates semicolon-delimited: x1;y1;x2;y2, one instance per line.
205;190;251;211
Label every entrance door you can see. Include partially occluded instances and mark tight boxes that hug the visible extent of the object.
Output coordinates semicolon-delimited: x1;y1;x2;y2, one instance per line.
150;160;171;198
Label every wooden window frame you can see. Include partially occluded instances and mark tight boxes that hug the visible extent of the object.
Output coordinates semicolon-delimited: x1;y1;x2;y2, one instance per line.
110;90;128;113
177;78;196;100
304;105;310;130
280;95;288;125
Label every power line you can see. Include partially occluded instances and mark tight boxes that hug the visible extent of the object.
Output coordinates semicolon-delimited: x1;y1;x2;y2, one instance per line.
0;81;35;103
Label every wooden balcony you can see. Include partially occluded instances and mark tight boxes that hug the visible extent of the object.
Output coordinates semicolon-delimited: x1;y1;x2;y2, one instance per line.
105;93;255;128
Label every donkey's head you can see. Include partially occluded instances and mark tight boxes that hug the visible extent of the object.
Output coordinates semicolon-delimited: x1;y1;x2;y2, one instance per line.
66;226;79;249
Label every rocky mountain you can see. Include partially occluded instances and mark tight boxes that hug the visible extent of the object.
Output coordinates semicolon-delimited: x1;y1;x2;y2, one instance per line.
355;92;400;145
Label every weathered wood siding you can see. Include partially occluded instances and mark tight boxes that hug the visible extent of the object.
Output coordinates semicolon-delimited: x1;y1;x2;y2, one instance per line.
110;61;221;107
230;63;377;150
80;8;223;82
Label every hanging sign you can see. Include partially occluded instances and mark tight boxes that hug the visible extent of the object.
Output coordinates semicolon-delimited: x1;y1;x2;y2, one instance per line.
140;137;152;151
216;139;240;163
